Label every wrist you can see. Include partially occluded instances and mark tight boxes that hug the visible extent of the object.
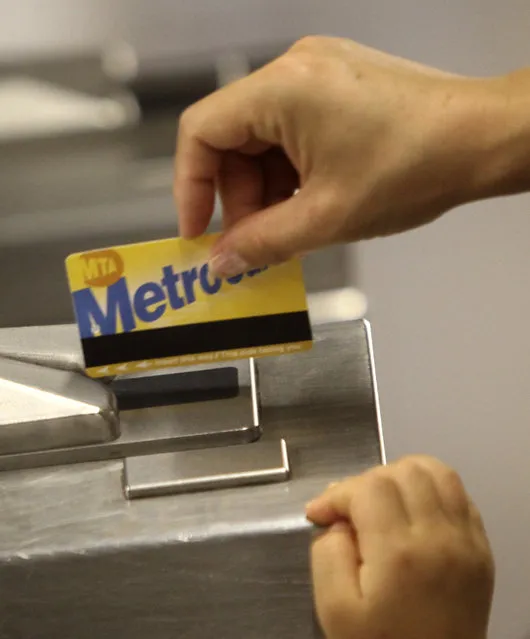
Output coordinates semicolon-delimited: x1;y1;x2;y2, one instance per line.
448;71;530;204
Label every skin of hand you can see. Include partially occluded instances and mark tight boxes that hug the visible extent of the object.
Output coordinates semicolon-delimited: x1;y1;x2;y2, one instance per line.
305;456;495;639
174;35;530;277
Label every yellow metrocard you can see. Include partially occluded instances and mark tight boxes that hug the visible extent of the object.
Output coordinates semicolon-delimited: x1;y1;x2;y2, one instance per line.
65;234;313;378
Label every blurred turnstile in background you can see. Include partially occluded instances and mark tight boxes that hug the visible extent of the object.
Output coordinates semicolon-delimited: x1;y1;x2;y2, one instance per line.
0;50;359;328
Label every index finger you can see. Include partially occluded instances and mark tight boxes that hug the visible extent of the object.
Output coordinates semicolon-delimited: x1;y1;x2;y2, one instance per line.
174;78;267;238
174;126;220;238
306;471;410;544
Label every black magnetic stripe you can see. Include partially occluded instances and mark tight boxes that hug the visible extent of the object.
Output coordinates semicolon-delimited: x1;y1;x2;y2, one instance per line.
81;311;312;368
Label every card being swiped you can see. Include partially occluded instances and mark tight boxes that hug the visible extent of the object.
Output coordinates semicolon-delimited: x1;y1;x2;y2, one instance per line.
65;234;313;378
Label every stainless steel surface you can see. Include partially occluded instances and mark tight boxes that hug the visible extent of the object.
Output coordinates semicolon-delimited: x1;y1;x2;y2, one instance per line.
0;356;118;454
0;358;259;471
0;320;383;639
124;438;290;499
0;324;84;372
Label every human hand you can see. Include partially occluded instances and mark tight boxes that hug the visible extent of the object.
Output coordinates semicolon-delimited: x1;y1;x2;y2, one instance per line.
306;456;494;639
174;36;501;276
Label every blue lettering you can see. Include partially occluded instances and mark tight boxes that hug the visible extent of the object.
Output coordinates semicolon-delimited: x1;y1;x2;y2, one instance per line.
247;266;268;277
182;267;199;303
199;263;221;295
226;273;243;285
161;266;185;310
134;282;166;322
73;277;135;339
73;260;268;339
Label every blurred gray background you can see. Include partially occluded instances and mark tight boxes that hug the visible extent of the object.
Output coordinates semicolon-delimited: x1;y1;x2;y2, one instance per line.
1;2;529;638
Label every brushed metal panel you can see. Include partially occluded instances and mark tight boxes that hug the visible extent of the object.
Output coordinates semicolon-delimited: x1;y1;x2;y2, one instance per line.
0;323;85;372
0;320;383;639
0;356;118;453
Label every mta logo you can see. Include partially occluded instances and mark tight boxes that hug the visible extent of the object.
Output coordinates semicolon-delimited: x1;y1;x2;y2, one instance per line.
81;250;124;287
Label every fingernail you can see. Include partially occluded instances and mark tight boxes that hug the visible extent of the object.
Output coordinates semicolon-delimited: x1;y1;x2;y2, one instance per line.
209;251;249;278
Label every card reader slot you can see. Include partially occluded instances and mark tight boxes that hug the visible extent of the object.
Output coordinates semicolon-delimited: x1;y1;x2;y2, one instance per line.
111;367;239;411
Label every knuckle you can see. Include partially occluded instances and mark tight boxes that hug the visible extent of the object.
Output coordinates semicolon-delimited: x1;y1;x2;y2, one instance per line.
401;455;470;512
178;105;205;139
290;35;324;52
394;454;421;468
279;36;333;83
395;454;432;471
415;455;462;486
471;550;495;585
439;467;468;507
272;50;315;87
470;503;488;533
394;456;424;479
178;106;195;132
361;466;395;493
243;229;290;266
442;466;465;492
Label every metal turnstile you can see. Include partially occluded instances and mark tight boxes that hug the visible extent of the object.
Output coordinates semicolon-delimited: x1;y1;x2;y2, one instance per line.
0;317;383;639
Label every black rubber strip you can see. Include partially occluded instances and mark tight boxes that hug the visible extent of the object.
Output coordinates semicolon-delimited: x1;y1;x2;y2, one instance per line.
111;367;239;410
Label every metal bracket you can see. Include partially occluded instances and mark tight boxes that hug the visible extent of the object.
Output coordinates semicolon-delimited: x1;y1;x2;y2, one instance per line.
123;439;290;499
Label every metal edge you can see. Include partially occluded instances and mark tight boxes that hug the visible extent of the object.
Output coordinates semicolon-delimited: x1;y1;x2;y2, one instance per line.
0;422;261;473
362;318;387;466
122;468;132;500
122;438;290;500
0;357;261;472
280;438;291;479
249;358;261;432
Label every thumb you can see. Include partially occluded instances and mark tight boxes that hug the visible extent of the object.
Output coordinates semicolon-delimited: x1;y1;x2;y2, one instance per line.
209;187;336;276
311;522;362;636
